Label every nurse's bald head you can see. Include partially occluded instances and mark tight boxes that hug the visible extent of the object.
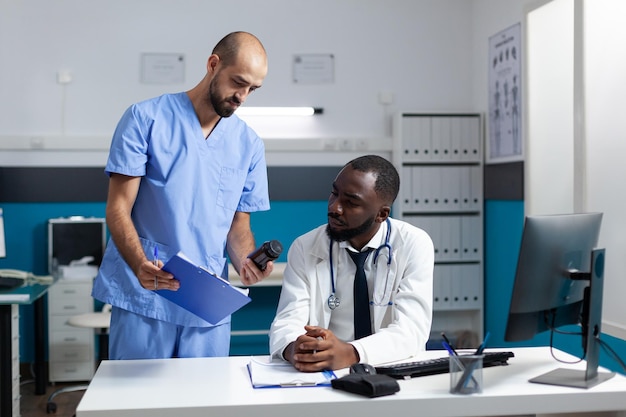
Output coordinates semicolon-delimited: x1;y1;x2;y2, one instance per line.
212;32;267;69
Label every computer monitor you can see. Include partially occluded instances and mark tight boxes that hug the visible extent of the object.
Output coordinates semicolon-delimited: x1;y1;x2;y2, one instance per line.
504;212;615;388
48;217;106;276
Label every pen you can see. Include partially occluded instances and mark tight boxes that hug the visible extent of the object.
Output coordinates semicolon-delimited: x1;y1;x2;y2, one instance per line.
474;331;490;355
153;246;159;291
441;332;459;355
456;331;491;391
441;340;457;357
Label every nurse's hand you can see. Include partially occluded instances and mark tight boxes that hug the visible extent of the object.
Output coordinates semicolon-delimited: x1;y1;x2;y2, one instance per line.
239;257;274;286
136;259;179;291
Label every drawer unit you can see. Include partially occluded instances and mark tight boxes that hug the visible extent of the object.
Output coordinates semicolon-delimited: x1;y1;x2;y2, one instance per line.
11;305;20;417
47;279;95;383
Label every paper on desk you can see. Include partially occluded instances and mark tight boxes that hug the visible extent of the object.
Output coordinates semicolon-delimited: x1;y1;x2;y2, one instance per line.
247;357;337;388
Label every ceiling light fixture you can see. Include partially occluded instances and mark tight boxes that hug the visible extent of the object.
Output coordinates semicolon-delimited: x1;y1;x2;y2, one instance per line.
236;107;323;116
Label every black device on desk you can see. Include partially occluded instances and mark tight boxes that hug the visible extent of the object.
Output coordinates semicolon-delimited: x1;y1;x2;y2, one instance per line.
375;351;514;379
0;269;27;290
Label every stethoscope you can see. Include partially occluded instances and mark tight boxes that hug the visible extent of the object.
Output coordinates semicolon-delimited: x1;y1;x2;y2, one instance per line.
327;218;393;310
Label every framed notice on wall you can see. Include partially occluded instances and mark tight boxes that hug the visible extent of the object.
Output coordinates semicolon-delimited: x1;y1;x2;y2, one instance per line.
487;23;522;164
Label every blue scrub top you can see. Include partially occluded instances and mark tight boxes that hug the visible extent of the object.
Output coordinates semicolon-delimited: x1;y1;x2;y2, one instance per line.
92;92;270;327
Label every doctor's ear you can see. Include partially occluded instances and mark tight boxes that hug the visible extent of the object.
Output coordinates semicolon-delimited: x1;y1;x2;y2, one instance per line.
376;206;391;223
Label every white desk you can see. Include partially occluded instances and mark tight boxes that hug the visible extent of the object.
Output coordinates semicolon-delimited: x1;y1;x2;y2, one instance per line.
76;347;626;417
0;281;54;417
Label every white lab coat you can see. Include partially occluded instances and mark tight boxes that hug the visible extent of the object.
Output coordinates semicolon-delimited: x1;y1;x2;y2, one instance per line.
269;217;434;366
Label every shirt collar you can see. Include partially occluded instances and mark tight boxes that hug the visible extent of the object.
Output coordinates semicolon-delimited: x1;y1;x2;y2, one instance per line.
339;221;387;253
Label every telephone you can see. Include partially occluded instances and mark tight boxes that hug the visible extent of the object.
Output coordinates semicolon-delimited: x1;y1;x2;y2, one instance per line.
0;269;53;289
0;269;28;289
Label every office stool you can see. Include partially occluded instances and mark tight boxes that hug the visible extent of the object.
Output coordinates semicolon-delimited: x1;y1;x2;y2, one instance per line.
46;304;111;414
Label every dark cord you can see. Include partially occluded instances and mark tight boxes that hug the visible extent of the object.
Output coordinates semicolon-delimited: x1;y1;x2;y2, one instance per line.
597;338;626;373
545;310;585;364
543;309;626;372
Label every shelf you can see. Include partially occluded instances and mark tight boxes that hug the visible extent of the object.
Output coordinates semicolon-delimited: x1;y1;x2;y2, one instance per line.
392;112;484;343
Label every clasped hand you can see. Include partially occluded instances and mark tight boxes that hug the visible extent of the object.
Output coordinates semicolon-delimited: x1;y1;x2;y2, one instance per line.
286;325;359;372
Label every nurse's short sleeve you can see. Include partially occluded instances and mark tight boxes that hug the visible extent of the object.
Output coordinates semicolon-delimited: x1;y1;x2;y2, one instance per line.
105;105;149;177
237;139;270;213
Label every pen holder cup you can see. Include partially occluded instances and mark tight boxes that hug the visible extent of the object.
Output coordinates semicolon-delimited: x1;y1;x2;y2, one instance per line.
449;354;484;395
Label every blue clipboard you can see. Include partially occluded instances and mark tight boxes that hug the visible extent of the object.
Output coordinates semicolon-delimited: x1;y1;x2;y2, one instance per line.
156;251;251;324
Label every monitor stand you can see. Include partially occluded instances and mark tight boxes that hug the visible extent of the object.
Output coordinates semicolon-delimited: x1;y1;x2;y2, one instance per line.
530;367;614;389
529;249;615;389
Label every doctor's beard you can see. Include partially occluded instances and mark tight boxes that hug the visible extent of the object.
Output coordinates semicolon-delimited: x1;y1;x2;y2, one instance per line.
326;214;376;243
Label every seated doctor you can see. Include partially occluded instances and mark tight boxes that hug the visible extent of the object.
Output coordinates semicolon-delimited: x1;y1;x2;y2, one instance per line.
269;155;434;372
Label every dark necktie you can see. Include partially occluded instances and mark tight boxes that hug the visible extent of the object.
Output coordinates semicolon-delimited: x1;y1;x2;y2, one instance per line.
347;248;374;339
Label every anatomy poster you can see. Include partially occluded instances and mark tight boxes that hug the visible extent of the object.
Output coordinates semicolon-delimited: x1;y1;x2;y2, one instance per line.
487;23;522;163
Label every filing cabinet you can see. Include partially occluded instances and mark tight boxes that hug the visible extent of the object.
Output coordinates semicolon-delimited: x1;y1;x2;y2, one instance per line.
47;216;105;383
11;305;20;417
47;279;95;383
392;113;484;345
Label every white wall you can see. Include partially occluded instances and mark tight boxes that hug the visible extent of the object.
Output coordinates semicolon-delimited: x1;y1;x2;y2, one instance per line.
525;0;576;215
0;0;474;144
584;0;626;339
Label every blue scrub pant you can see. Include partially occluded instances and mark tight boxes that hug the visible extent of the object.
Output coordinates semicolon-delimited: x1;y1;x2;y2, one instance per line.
109;306;230;359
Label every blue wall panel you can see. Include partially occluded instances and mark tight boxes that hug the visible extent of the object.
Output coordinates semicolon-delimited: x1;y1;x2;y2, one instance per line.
484;200;525;347
249;201;328;263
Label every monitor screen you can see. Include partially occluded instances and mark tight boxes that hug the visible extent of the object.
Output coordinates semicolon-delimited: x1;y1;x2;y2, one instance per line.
505;212;602;342
48;217;106;275
503;212;616;388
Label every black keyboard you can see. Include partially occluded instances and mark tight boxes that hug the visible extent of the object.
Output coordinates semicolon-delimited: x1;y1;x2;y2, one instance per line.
375;351;515;379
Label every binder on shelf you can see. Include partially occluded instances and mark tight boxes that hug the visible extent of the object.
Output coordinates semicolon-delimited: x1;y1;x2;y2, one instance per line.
414;115;432;162
461;215;481;261
401;166;413;211
431;116;451;162
466;116;482;162
412;167;422;211
439;216;452;261
440;168;453;209
430;166;443;209
435;264;452;310
450;117;462;162
457;166;473;210
450;265;463;308
401;117;416;162
448;216;462;260
433;266;443;310
461;264;482;309
470;166;483;209
247;357;337;388
157;252;251;324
